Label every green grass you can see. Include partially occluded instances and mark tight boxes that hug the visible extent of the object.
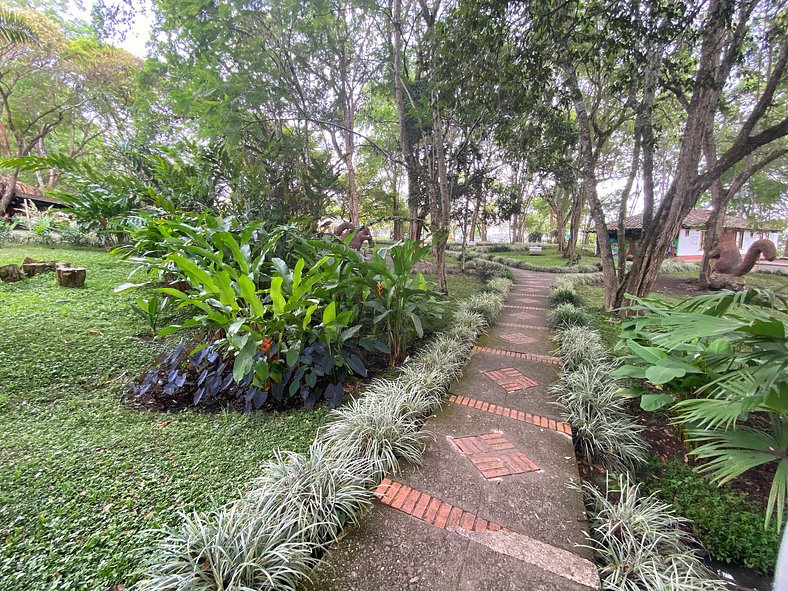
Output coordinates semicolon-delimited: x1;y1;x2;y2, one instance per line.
493;248;601;269
0;244;328;591
643;459;781;575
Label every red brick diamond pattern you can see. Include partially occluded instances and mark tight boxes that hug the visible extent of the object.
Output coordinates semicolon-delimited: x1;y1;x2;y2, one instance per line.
512;311;538;322
452;433;539;479
484;367;538;391
501;332;538;346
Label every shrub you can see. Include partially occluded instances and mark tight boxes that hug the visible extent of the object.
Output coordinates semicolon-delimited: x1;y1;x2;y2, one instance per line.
0;220;15;247
484;276;514;295
549;284;584;307
137;496;315;591
643;460;781;575
552;363;646;472
458;291;505;322
320;386;430;479
546;303;591;329
360;238;447;366
581;476;724;591
57;223;96;247
246;443;373;547
136;274;511;591
131;341;256;411
660;258;699;274
554;326;606;372
614;289;788;527
462;257;516;282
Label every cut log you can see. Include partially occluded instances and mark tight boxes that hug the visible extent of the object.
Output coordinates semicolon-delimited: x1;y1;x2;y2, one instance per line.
22;262;53;277
56;267;86;288
0;264;22;282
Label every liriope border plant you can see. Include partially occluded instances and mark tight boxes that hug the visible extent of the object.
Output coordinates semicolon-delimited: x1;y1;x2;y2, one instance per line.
550;281;723;590
580;476;724;591
134;277;511;591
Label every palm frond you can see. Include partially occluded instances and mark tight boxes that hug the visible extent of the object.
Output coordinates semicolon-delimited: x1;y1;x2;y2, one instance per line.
0;8;37;45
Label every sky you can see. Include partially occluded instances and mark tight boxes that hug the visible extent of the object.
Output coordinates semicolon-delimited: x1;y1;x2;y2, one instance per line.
68;0;154;58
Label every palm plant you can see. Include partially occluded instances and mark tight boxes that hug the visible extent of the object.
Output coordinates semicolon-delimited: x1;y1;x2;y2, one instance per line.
617;289;788;528
0;8;37;44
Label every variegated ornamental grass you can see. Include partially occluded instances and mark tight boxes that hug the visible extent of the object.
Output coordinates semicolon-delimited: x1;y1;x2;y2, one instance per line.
135;278;511;591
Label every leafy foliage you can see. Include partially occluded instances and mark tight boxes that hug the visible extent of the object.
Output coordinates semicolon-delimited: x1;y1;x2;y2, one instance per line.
615;289;788;527
0;244;327;591
643;460;781;575
581;476;724;591
136;270;510;591
546;302;592;329
359;238;447;366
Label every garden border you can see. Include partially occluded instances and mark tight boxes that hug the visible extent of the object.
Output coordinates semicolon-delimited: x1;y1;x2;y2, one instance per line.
135;270;515;590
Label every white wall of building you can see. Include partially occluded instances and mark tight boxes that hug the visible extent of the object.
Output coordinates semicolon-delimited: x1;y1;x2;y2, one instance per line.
676;228;779;257
741;230;779;252
677;229;704;256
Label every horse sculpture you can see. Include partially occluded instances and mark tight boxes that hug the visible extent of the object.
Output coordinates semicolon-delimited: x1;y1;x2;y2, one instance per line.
335;221;373;250
708;233;777;290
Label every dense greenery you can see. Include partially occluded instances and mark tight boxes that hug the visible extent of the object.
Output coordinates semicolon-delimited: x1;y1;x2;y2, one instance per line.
615;290;788;527
134;272;510;591
644;460;781;575
0;244;328;590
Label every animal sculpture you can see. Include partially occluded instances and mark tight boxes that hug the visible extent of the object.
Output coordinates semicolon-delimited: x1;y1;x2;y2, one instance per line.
335;221;373;250
708;233;777;290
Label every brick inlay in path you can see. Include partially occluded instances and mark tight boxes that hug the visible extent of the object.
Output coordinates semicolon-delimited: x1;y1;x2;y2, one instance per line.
511;311;538;322
473;346;561;366
374;478;509;532
498;322;548;331
501;332;538;346
504;304;550;310
451;433;540;479
449;394;572;435
484;367;538;391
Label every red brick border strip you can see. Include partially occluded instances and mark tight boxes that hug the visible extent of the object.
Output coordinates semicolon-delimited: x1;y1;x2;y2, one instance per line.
448;394;572;436
472;346;561;365
497;322;549;331
503;304;550;310
374;479;509;533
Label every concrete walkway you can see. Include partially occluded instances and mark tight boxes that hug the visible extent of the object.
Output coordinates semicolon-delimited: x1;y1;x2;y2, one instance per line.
307;269;599;591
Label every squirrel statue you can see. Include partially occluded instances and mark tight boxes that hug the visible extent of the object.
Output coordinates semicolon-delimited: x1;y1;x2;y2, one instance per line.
334;221;373;250
708;233;777;276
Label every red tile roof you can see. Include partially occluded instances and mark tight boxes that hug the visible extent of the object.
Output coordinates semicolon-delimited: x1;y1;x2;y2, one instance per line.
607;209;777;231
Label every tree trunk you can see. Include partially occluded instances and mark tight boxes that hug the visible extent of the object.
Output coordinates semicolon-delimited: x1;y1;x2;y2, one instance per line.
469;193;482;242
565;191;583;263
625;0;730;301
0;168;19;217
56;267;86;288
392;165;402;239
343;116;360;226
391;0;412;238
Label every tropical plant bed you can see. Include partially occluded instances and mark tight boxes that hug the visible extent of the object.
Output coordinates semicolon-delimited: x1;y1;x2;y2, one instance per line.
574;294;785;577
0;244;329;591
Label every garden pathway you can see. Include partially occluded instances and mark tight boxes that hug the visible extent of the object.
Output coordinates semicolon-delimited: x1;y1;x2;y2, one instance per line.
307;269;599;591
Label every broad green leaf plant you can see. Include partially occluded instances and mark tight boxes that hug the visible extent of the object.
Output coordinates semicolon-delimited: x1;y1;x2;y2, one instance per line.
614;289;788;528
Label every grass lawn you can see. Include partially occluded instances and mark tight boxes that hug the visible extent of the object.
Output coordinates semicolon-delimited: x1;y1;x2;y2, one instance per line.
0;243;482;590
0;244;330;591
491;248;601;269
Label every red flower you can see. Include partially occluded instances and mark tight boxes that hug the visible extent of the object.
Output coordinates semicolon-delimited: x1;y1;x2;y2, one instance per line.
260;337;273;354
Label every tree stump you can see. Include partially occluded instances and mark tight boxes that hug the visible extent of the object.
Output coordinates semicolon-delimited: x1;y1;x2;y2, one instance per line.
0;264;22;283
22;262;53;277
56;267;86;288
709;272;746;291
